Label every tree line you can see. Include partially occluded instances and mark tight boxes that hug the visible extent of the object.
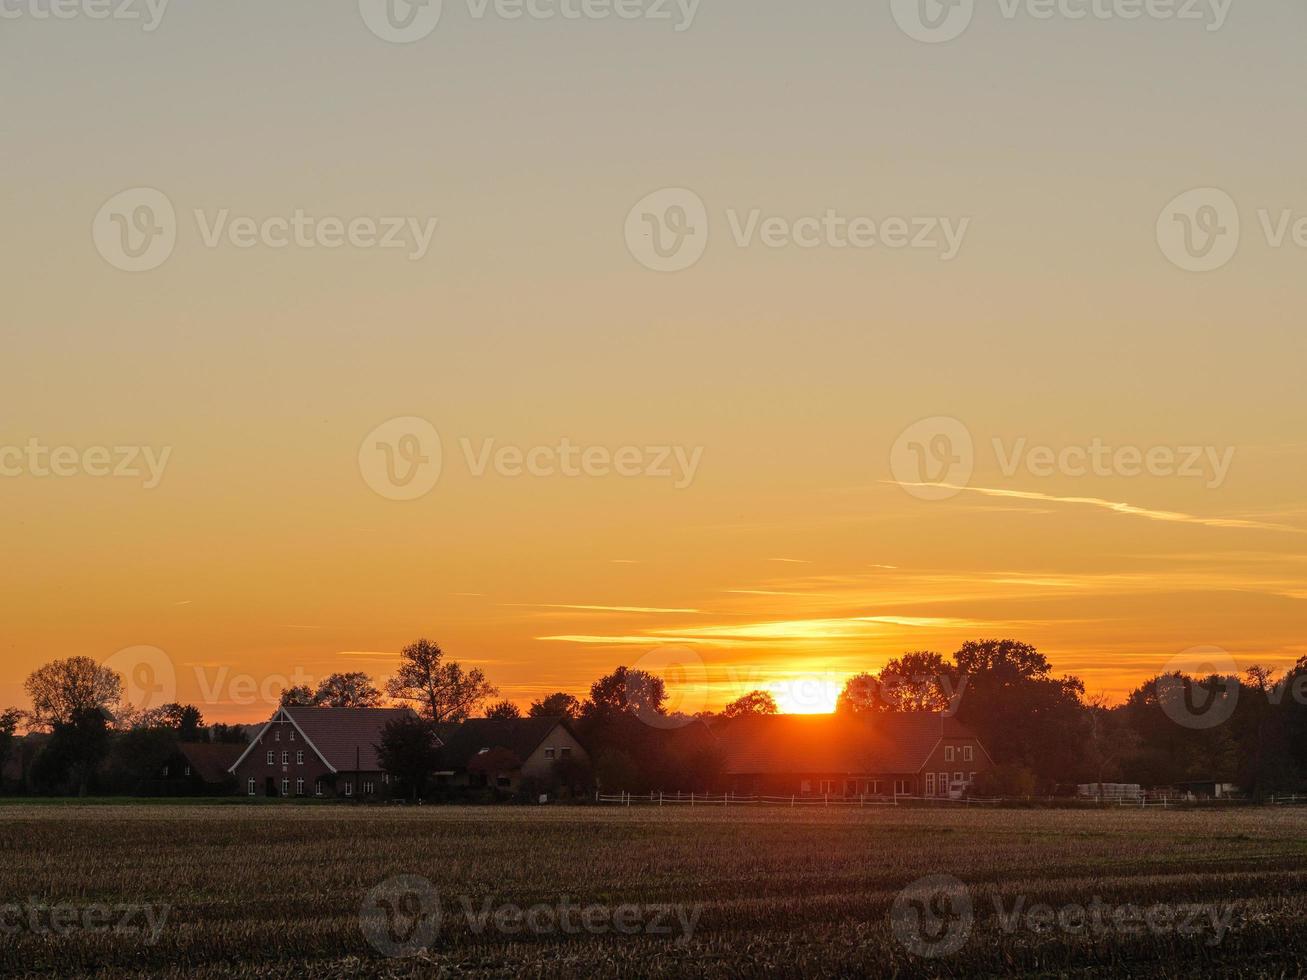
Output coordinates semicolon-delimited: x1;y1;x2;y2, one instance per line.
4;637;1305;799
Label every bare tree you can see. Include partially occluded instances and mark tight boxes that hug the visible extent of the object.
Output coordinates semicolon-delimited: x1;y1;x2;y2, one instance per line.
385;638;497;723
24;657;123;730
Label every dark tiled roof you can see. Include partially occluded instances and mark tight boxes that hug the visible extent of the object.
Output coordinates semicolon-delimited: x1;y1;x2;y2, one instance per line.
436;717;569;770
282;706;414;772
715;712;980;776
178;742;245;783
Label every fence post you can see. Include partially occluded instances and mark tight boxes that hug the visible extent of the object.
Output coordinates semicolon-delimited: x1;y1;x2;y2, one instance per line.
791;795;795;808
690;792;694;807
659;791;663;807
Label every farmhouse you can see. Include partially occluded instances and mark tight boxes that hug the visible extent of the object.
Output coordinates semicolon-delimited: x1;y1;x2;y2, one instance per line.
434;716;589;796
158;742;244;796
228;705;415;799
714;711;993;798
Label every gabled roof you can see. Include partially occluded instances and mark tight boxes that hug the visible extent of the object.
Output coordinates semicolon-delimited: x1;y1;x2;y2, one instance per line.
714;712;984;776
177;742;245;783
228;706;415;773
435;716;573;771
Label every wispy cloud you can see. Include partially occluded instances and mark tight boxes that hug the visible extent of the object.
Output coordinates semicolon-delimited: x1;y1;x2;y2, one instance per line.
507;603;702;615
891;482;1304;533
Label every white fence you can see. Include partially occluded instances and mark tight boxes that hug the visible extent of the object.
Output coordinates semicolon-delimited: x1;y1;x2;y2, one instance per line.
595;791;1305;809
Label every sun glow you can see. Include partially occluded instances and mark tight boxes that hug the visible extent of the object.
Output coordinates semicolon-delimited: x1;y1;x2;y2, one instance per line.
771;677;840;714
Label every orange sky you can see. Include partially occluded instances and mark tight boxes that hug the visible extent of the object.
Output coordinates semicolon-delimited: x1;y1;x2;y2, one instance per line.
4;6;1306;723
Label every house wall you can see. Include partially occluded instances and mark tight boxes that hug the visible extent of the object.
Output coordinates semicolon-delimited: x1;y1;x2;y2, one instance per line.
919;736;992;796
521;725;588;780
229;717;392;799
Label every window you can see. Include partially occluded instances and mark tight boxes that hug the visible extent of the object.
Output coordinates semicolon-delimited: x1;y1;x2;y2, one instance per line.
281;778;289;797
938;772;948;795
496;776;511;788
544;747;555;760
282;751;289;765
560;747;572;759
267;751;274;765
275;731;280;741
869;780;880;795
894;780;909;796
344;781;353;797
954;772;963;785
926;773;936;795
969;772;976;783
289;730;295;741
800;780;811;793
363;781;375;795
818;779;834;795
962;745;973;762
247;777;256;796
315;780;324;797
382;774;390;785
162;766;169;778
296;778;304;796
296;751;304;765
184;766;191;777
944;745;954;762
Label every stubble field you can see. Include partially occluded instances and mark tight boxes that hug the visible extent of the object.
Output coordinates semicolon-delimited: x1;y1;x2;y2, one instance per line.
2;802;1306;978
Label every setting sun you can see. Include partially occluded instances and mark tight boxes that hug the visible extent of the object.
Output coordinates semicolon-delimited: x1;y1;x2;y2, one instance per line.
770;678;840;715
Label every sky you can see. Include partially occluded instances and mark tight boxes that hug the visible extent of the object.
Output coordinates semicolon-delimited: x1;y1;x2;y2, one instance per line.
3;0;1305;723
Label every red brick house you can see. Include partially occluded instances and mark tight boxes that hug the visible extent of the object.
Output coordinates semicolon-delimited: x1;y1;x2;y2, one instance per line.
714;712;993;798
228;705;415;800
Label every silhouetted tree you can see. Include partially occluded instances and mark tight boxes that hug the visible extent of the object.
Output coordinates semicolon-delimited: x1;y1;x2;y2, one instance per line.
528;692;581;719
279;685;315;706
312;672;383;708
24;658;123;730
484;700;521;720
385;638;497;722
721;690;778;719
376;713;441;801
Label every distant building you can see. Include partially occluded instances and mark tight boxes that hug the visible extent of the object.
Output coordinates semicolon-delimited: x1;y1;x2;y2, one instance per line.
228;705;415;799
713;712;993;798
159;742;244;796
435;717;589;796
1077;782;1142;802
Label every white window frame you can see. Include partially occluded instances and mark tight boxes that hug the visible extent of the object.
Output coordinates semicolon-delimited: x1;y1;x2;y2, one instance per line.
963;745;973;762
954;771;963;785
944;745;954;762
344;781;353;797
266;751;274;765
282;751;289;765
184;766;191;777
544;747;555;760
938;772;948;796
926;773;936;795
315;780;324;797
296;750;304;765
281;777;289;797
296;778;304;796
247;777;256;796
275;731;280;741
560;747;572;758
